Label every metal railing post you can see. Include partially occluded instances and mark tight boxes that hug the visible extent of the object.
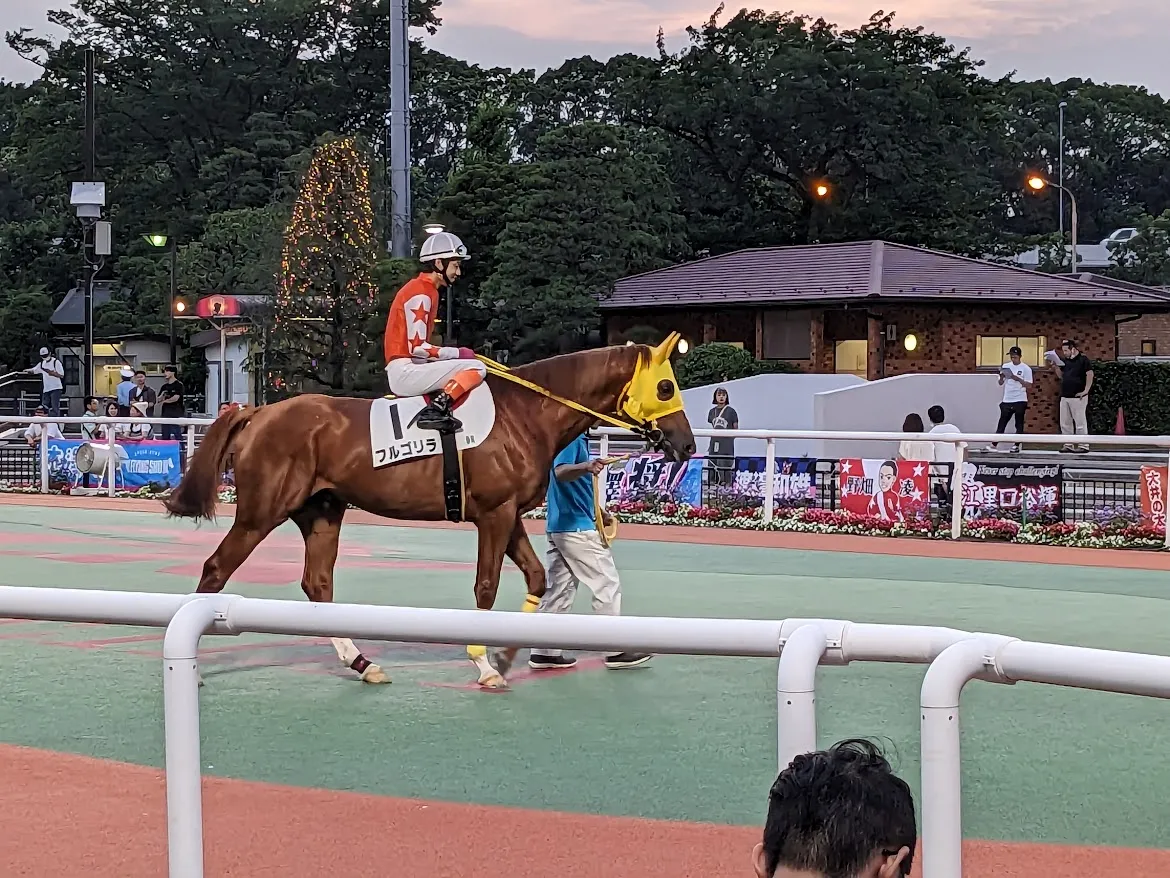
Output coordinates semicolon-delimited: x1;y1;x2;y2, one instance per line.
39;434;49;493
776;623;826;771
763;437;776;524
949;441;965;540
107;430;117;498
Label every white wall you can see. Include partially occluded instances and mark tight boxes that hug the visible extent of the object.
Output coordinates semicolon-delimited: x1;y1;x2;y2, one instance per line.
203;336;251;412
682;373;866;458
812;373;1004;460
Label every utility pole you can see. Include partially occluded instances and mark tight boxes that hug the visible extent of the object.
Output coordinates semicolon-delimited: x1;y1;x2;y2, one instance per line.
83;47;96;399
388;0;412;258
1058;100;1067;238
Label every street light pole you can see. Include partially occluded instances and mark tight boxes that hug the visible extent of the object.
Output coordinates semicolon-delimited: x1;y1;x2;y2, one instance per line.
168;237;177;364
1027;175;1078;274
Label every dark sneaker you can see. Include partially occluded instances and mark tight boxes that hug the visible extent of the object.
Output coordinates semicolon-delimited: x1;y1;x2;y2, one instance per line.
529;654;577;670
605;652;652;669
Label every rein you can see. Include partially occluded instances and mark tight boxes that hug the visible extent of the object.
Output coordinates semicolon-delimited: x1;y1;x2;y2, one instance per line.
476;354;648;434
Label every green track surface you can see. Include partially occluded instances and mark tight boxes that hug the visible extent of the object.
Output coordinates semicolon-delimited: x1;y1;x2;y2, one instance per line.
1;505;1169;847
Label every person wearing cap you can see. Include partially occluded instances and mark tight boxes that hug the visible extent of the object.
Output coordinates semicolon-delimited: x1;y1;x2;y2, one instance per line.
124;400;154;442
23;404;63;447
28;347;64;416
1057;339;1093;453
987;345;1032;453
382;230;484;433
115;367;135;416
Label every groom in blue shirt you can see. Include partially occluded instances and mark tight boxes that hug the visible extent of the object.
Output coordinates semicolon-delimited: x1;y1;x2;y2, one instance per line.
529;432;651;671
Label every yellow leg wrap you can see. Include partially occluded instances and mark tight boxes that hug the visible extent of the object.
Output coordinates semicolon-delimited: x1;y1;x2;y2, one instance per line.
522;594;541;612
467;644;487;659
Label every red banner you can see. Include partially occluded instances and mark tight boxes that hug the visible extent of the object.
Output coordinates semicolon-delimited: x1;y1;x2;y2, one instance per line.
839;458;930;522
1140;466;1168;529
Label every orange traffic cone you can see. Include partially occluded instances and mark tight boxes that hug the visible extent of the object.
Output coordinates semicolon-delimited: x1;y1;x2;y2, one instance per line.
1115;406;1126;435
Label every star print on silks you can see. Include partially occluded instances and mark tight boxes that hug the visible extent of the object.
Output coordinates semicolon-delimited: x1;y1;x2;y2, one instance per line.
410;302;429;324
410;332;426;350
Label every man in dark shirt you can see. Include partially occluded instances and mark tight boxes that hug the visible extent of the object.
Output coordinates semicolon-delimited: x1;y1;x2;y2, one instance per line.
1057;339;1093;454
158;364;186;441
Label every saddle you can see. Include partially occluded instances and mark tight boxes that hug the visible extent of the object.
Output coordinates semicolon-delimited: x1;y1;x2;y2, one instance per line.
368;385;497;524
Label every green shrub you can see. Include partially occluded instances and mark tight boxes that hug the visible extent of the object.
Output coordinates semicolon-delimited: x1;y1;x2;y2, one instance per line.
1087;361;1170;435
675;342;802;389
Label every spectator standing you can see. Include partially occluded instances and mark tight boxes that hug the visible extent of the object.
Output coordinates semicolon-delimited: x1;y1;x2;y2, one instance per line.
29;347;65;416
753;738;915;878
707;386;739;488
1057;339;1093;453
528;431;651;672
987;345;1032;453
129;369;157;412
158;364;186;441
115;367;135;416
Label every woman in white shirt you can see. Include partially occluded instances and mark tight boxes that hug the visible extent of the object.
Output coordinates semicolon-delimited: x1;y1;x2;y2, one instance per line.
98;400;128;441
125;401;154;442
897;412;936;462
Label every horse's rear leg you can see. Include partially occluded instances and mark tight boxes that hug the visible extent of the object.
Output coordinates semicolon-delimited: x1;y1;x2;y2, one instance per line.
291;492;390;685
467;504;516;689
195;521;275;593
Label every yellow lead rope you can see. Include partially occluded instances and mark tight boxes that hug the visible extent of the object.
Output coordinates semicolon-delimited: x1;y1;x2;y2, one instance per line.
475;354;639;432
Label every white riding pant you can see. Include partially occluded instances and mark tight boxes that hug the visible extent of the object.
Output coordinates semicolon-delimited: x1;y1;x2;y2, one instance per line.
384;358;486;397
531;530;622;658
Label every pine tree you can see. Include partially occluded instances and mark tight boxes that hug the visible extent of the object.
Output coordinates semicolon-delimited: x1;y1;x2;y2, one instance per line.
270;136;379;394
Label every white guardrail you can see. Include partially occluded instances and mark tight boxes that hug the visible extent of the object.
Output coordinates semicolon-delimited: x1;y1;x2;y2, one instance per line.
2;586;1170;878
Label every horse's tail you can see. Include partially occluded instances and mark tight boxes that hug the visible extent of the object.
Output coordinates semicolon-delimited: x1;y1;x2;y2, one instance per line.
163;407;256;521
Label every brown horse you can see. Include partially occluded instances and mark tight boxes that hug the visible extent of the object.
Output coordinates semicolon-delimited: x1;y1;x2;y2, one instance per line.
163;337;696;688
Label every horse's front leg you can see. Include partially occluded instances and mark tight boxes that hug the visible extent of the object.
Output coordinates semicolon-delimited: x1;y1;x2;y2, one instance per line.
467;504;515;689
490;514;547;678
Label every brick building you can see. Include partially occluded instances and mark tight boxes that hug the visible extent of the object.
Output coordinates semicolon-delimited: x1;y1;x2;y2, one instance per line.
602;241;1170;432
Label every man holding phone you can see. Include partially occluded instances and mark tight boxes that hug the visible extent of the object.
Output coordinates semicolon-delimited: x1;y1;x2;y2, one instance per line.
528;432;651;672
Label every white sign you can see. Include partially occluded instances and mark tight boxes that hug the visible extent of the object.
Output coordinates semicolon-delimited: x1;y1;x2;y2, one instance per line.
368;385;496;468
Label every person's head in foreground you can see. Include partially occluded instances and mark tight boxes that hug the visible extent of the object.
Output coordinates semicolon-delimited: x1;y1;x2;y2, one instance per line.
753;738;916;878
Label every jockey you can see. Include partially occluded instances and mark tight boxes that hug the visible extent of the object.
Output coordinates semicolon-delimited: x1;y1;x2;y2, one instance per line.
383;230;487;432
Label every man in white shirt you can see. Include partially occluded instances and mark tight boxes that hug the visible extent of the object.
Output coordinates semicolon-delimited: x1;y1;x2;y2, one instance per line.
24;403;63;447
927;404;962;508
987;345;1032;453
29;347;65;416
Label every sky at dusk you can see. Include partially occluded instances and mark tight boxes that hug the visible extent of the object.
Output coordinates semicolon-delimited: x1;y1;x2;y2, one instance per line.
1;0;1167;97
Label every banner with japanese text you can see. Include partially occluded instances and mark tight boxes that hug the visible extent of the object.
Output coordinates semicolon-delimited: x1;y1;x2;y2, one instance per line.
731;457;818;503
1139;466;1168;529
838;458;930;521
47;439;183;492
604;455;702;507
960;462;1061;519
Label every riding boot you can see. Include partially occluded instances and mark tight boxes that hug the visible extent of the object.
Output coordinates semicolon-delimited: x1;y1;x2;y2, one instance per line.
412;390;462;432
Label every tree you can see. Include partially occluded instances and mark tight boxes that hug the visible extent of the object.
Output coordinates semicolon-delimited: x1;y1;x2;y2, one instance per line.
675;342;800;389
271;136;380;393
478;122;688;361
0;285;54;372
609;8;1019;256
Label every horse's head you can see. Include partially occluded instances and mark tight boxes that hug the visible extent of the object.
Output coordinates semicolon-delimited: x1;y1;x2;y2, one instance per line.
618;332;697;463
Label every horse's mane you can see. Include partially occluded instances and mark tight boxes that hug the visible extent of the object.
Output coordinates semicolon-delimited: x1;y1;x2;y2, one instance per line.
502;344;644;400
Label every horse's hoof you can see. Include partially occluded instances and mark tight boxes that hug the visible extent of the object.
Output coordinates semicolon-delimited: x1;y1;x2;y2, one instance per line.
360;665;391;685
478;673;509;690
197;673;205;688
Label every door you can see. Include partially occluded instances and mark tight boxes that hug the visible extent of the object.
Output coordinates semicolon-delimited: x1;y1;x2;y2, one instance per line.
834;340;867;379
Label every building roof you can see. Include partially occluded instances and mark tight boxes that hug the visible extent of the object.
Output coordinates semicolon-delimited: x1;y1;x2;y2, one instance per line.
605;241;1170;310
49;281;121;327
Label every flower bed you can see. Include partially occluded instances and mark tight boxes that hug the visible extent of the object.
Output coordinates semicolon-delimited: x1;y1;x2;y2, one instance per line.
523;502;1167;550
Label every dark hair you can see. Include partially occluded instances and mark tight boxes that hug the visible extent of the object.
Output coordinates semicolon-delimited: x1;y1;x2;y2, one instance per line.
83;395;97;407
1008;346;1022;356
164;363;177;373
902;413;924;433
927;405;945;425
134;369;146;377
712;387;729;404
761;739;916;878
1062;339;1077;349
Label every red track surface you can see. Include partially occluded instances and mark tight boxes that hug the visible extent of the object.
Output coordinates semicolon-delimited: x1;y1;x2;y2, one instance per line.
5;745;1170;878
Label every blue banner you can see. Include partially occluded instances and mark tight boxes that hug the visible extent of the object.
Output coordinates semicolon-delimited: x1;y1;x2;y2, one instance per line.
48;439;183;492
604;455;703;506
733;456;818;502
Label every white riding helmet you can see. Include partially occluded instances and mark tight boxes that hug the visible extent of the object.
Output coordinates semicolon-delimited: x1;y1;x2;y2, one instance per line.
419;231;470;263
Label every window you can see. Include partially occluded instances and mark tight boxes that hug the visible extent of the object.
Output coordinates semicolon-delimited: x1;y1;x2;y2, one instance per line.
1141;339;1157;356
762;310;812;359
975;336;1047;368
63;355;81;387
